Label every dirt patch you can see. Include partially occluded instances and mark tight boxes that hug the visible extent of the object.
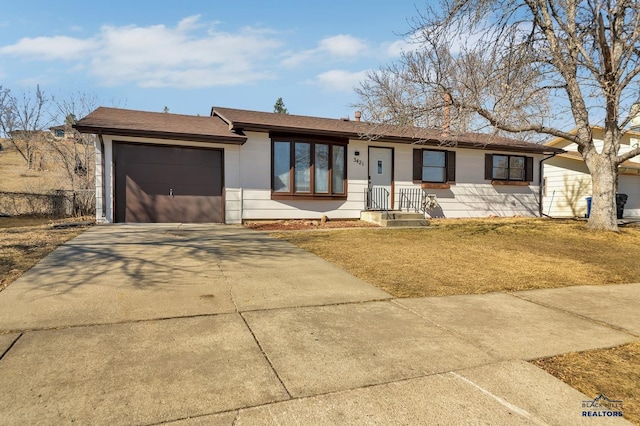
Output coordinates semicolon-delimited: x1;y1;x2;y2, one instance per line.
244;219;379;231
0;216;94;292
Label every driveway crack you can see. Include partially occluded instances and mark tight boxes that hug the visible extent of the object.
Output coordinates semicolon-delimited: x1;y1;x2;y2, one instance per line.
0;333;23;361
230;409;240;426
240;313;293;399
215;259;239;312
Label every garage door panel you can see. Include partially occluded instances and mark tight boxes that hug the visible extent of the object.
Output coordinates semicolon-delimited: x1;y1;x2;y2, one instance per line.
129;182;221;198
125;195;222;223
117;144;219;168
115;143;224;223
126;162;223;181
125;165;222;196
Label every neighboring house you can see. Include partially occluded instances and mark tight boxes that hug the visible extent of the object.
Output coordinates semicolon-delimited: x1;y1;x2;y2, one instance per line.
543;127;640;218
74;106;562;224
49;125;75;140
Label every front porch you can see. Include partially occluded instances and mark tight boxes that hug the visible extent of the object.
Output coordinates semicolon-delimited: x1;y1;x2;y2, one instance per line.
361;187;431;227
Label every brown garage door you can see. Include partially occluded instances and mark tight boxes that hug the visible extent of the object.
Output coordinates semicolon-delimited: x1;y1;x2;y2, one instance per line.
114;143;223;223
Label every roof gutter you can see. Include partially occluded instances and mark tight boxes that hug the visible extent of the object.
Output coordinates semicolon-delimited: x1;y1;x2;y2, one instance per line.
73;125;246;145
539;151;559;217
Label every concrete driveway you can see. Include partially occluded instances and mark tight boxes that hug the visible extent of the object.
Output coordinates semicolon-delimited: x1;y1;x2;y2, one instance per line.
0;224;636;425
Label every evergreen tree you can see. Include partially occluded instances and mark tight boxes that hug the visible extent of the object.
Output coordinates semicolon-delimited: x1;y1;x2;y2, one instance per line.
273;97;288;114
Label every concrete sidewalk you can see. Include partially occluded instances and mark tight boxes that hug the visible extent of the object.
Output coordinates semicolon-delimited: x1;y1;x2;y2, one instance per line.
0;224;636;425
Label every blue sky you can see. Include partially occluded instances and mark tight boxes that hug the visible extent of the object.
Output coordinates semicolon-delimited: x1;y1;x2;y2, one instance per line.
0;1;423;120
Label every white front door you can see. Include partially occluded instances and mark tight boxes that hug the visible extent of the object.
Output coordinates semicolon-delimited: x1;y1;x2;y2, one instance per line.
369;147;393;208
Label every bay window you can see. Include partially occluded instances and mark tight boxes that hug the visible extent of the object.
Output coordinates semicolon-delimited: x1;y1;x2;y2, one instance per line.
272;135;347;198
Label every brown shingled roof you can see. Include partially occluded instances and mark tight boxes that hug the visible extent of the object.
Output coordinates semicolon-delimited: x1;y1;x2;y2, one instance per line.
212;106;563;154
74;107;246;144
74;105;562;154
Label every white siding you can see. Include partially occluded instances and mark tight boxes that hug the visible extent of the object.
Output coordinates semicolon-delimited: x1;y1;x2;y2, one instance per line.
628;136;640;164
544;132;640;218
94;138;106;222
391;144;542;218
542;159;591;217
619;174;640;217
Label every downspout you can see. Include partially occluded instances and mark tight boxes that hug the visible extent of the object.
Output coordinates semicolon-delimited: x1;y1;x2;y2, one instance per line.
98;132;106;220
539;152;558;217
240;187;244;224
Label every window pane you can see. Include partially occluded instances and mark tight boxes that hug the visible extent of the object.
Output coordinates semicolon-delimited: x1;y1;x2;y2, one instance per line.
493;167;508;179
510;156;525;169
493;155;508;168
273;142;290;192
423;151;445;167
422;166;445;182
315;144;329;193
294;142;311;192
492;155;508;179
332;145;345;194
509;168;525;180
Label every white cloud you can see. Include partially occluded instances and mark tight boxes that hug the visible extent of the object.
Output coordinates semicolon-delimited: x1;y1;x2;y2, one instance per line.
0;17;414;91
384;39;414;57
282;34;368;67
318;35;367;57
0;35;97;60
176;15;202;32
0;16;282;88
311;69;369;92
90;17;282;87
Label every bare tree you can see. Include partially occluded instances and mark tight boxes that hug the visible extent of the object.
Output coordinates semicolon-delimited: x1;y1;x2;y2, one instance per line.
0;85;50;169
355;0;640;231
47;91;99;215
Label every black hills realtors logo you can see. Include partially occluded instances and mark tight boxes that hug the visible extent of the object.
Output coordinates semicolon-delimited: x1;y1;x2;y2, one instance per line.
582;394;624;418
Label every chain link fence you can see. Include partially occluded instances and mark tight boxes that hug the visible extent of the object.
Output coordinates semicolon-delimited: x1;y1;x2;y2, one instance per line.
0;190;95;218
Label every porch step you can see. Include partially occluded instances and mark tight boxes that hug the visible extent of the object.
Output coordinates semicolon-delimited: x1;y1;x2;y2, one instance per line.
361;211;430;227
380;218;430;227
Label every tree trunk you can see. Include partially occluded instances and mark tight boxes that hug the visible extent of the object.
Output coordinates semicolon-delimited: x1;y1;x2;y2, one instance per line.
585;153;618;231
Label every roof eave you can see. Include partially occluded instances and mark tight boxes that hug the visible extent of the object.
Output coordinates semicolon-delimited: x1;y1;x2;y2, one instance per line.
73;125;247;145
237;123;561;154
234;123;358;139
558;152;640;169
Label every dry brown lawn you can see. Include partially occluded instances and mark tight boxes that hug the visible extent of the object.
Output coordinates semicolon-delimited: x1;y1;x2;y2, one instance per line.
272;217;640;297
533;341;640;424
273;217;640;423
0;145;73;193
0;216;92;292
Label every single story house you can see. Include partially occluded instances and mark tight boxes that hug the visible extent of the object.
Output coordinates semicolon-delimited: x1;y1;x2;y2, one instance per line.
50;125;74;140
74;106;563;224
542;127;640;218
